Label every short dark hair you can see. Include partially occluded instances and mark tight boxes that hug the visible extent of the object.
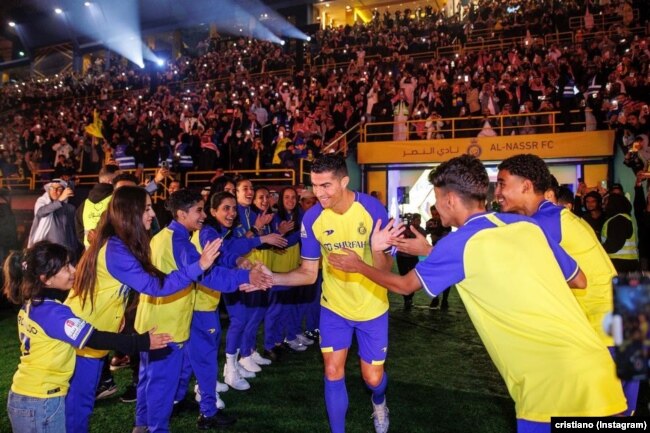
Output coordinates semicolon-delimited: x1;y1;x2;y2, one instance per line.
498;154;551;194
584;190;602;206
311;154;348;178
166;189;203;219
557;186;574;205
429;155;489;203
112;172;139;187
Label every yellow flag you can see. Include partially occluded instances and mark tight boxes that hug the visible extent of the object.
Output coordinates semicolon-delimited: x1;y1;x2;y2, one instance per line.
85;110;104;139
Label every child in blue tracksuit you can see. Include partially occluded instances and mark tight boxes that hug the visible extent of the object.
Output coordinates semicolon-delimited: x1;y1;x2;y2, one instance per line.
266;187;306;353
134;189;271;433
222;179;287;389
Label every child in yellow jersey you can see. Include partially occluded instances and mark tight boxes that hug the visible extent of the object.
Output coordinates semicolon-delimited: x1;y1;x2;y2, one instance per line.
64;186;222;433
329;155;627;433
3;241;171;433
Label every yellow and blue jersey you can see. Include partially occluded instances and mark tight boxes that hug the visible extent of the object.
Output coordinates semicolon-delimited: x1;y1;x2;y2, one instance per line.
414;212;626;421
191;225;247;312
12;299;94;398
300;192;389;321
534;200;617;345
66;236;205;358
136;221;250;341
270;212;301;272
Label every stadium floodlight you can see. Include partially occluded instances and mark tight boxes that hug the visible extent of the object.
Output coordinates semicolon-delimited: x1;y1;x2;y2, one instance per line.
280;40;285;46
55;8;63;14
84;2;91;7
8;21;16;27
156;59;164;66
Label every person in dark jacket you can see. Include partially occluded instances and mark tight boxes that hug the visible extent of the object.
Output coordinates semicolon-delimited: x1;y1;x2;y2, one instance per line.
601;193;639;273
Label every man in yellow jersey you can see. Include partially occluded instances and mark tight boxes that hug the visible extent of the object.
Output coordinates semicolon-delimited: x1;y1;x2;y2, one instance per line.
328;155;627;433
273;154;393;433
495;154;634;414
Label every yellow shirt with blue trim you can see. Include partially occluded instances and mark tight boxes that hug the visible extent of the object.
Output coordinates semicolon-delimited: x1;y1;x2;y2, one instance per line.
414;212;626;421
66;236;205;357
136;221;250;340
12;299;94;398
300;192;389;321
534;200;617;346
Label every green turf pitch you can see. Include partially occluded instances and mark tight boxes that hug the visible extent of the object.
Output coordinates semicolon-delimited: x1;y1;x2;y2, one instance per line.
0;290;515;433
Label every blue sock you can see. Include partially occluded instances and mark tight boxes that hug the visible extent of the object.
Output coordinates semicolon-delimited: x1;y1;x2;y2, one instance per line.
324;377;348;433
366;373;388;405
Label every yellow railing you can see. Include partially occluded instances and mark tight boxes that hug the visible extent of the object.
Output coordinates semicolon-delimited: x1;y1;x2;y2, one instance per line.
361;110;587;142
185;168;296;189
28;167;172;202
569;9;639;30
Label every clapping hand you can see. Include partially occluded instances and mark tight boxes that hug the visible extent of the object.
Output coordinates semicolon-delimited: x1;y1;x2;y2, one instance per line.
199;238;223;270
371;218;406;252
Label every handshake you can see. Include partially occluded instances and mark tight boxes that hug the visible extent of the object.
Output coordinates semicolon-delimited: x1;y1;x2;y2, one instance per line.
238;260;274;292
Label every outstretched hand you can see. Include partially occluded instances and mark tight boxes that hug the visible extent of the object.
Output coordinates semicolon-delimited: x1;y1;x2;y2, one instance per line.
147;326;173;350
371;218;406;252
388;225;432;257
327;249;364;273
261;233;289;248
199;238;223;270
245;262;274;290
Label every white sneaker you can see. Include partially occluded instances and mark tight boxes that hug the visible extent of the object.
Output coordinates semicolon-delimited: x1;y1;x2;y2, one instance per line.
216;381;229;393
237;364;256;378
239;356;262;373
223;364;250;391
295;333;315;346
371;398;389;433
284;338;307;352
251;350;272;366
194;384;226;410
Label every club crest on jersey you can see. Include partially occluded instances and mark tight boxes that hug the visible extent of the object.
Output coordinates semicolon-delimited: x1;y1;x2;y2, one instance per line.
358;222;367;235
300;222;307;238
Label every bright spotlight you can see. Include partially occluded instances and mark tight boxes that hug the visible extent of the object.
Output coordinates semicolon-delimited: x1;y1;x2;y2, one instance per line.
307;36;311;42
156;59;164;67
19;51;25;57
280;40;285;46
8;21;16;27
54;8;63;14
84;2;91;6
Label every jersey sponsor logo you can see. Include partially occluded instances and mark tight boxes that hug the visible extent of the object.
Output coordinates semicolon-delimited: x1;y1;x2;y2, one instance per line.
324;229;335;236
208;328;216;334
64;318;86;340
357;222;367;235
300;222;307;238
323;240;368;252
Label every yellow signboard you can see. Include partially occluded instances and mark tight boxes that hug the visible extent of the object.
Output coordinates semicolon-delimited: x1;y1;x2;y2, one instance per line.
358;131;615;164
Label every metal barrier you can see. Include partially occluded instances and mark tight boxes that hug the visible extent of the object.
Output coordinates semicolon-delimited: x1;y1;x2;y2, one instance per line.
569;10;639;30
185;168;296;189
362;110;587;142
